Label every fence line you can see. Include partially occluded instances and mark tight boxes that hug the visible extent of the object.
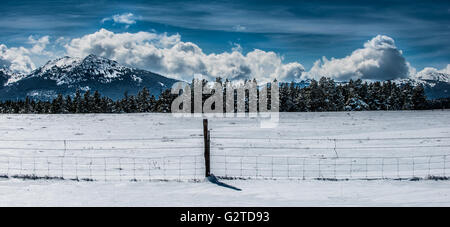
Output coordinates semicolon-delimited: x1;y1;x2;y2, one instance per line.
0;147;205;151
1;153;448;181
0;137;203;142
0;135;448;143
0;154;204;181
210;136;450;141
210;153;450;159
210;145;450;150
0;134;449;181
1;144;448;152
210;153;450;180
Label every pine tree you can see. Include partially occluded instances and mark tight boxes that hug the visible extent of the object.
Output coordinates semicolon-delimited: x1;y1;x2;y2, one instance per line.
93;91;102;113
73;90;82;113
66;95;73;113
137;87;151;112
51;94;64;113
83;90;92;113
412;85;427;110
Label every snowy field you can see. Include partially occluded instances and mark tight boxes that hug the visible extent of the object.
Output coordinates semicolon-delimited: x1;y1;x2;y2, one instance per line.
1;179;450;206
1;110;450;206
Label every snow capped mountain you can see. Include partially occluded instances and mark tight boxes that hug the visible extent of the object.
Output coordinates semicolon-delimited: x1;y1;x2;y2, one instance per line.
28;56;83;85
0;55;179;100
27;55;145;86
414;69;449;84
394;70;450;99
0;67;26;86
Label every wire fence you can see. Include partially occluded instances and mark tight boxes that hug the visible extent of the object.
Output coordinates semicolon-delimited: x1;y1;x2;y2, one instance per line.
0;154;204;181
210;136;450;180
0;136;449;181
211;154;449;180
0;137;205;182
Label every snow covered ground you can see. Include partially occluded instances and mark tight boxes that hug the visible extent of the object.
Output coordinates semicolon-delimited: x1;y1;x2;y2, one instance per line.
0;110;450;206
1;179;450;206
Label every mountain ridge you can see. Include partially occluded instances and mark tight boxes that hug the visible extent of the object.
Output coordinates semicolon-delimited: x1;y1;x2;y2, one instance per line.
0;55;179;100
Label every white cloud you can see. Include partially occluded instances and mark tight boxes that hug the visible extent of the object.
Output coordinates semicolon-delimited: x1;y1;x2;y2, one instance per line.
64;29;306;82
27;35;51;55
102;13;138;27
2;30;446;84
414;64;450;82
0;44;36;74
0;35;54;74
307;35;410;81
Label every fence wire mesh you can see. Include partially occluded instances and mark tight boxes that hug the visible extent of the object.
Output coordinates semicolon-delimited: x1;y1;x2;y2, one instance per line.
0;154;203;181
210;154;449;180
210;136;450;180
0;136;449;181
0;137;205;182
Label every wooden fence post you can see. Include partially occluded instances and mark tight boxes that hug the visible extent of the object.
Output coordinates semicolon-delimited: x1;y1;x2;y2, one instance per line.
203;119;211;177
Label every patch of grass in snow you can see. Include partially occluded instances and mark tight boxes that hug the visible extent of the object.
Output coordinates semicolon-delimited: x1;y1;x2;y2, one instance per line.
426;175;449;181
71;177;95;182
315;178;347;181
10;175;64;181
217;175;450;182
3;174;95;182
409;177;422;181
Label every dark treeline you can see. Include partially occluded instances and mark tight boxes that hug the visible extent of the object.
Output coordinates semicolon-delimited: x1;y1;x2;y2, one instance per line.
279;77;430;111
0;77;449;114
0;88;170;114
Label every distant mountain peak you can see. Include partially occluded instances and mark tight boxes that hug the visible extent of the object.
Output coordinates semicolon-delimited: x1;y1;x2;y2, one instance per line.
1;67;26;86
40;56;82;72
391;70;450;99
83;54;110;61
81;54;121;67
0;55;178;100
415;69;449;83
27;54;132;85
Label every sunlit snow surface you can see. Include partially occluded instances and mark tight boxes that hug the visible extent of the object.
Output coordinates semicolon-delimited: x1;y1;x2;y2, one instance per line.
1;111;450;206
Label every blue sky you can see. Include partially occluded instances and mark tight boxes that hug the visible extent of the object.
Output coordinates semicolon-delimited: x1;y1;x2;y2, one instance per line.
0;0;449;81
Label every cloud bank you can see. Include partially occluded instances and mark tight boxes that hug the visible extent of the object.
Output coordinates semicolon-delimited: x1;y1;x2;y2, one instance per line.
0;44;36;74
64;29;306;82
307;35;410;81
0;35;51;74
0;29;447;83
